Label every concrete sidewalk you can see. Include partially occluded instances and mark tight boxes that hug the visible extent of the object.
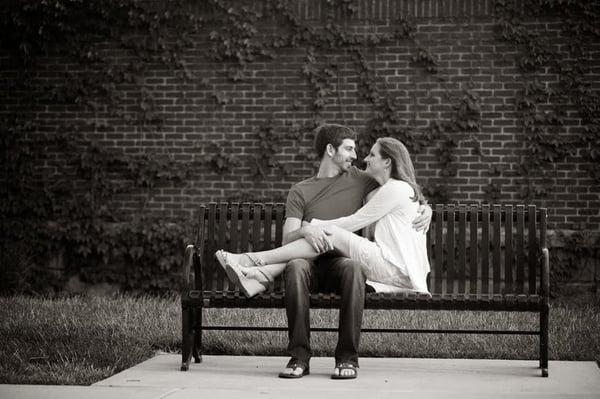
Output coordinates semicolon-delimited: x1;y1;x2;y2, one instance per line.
1;354;599;398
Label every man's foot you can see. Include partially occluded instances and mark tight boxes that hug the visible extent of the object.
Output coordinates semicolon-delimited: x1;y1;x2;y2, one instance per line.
331;362;357;379
278;361;309;379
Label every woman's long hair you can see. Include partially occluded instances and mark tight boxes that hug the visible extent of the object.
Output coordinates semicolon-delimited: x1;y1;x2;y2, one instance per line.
376;137;425;204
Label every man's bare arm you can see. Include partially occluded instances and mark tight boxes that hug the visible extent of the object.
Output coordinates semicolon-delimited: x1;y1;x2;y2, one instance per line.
283;217;332;252
282;217;303;244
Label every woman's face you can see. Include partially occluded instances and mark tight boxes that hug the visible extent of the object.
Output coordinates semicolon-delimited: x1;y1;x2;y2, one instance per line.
364;142;388;177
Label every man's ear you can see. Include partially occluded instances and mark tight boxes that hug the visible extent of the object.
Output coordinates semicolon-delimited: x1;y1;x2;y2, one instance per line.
326;143;335;157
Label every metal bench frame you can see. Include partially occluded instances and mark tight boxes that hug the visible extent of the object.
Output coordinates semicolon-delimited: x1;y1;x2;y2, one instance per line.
180;203;549;377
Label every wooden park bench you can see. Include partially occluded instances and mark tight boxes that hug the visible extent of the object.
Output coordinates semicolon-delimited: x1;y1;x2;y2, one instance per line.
180;203;550;377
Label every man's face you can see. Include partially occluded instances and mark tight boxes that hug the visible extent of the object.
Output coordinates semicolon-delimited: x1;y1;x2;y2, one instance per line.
331;139;357;172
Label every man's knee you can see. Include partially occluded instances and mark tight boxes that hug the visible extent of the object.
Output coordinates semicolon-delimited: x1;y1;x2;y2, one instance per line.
335;258;365;280
284;259;311;281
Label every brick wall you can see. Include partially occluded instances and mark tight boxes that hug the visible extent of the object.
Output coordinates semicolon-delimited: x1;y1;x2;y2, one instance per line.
1;0;599;231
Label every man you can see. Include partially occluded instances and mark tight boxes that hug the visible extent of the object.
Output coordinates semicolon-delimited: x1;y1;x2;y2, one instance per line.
278;124;431;379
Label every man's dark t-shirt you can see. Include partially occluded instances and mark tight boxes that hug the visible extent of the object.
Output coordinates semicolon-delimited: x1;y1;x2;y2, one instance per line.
285;166;379;222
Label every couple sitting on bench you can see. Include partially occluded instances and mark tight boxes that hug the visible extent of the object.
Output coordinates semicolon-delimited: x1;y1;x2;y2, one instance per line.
216;124;432;379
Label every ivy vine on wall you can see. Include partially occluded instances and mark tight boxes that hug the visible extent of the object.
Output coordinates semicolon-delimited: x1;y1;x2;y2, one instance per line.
495;0;600;200
1;0;598;293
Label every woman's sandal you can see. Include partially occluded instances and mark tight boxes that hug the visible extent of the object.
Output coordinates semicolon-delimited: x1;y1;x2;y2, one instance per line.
278;362;310;379
214;250;266;298
218;250;275;289
331;362;358;380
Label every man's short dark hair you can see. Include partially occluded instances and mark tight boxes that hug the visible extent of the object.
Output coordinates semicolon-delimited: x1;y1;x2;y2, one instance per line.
313;124;357;158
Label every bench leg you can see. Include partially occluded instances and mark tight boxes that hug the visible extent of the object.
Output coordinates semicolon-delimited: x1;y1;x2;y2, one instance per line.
540;306;549;377
181;301;194;371
193;307;203;363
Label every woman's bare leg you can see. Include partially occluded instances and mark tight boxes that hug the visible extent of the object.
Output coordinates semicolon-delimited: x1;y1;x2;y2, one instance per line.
253;226;353;263
243;262;286;282
223;226;356;283
252;238;319;264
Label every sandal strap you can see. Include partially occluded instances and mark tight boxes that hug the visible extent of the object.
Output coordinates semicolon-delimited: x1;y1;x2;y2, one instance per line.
286;360;308;370
335;362;357;370
257;268;274;283
242;253;265;267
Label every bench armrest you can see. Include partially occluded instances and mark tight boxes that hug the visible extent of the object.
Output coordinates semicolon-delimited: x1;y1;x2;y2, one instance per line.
181;244;195;293
541;247;550;303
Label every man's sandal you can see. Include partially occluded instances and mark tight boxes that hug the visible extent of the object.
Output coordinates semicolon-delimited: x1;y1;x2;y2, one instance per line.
278;362;310;379
331;362;358;380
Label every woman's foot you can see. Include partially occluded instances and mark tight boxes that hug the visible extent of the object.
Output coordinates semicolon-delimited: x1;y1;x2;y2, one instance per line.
215;250;266;297
242;267;273;287
218;252;257;268
215;250;273;286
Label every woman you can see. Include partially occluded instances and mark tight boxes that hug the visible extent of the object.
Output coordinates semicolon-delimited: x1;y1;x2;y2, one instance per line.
216;137;430;297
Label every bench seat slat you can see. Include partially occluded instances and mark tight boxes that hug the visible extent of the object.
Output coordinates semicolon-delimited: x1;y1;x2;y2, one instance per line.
192;290;544;311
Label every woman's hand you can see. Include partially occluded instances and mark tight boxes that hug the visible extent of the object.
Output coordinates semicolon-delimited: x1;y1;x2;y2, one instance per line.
301;224;333;253
413;204;432;233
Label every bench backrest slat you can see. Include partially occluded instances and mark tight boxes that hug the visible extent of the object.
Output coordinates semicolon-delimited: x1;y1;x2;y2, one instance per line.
264;203;273;252
426;227;434;289
492;205;502;294
274;203;285;291
457;205;467;293
434;204;444;294
195;203;546;295
528;205;538;294
240;203;250;256
206;203;217;290
469;205;478;293
226;203;240;291
195;205;206;290
516;205;525;293
505;205;514;293
481;206;490;294
217;203;229;291
252;204;262;252
230;203;240;253
446;204;456;294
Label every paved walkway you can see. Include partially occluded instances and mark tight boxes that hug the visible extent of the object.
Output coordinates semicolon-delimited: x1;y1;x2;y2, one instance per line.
1;354;599;398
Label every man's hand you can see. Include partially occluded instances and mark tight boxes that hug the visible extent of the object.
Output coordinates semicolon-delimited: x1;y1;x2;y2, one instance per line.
413;204;432;233
301;224;333;253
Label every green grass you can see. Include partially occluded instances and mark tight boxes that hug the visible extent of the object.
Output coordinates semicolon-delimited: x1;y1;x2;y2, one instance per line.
1;292;599;385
